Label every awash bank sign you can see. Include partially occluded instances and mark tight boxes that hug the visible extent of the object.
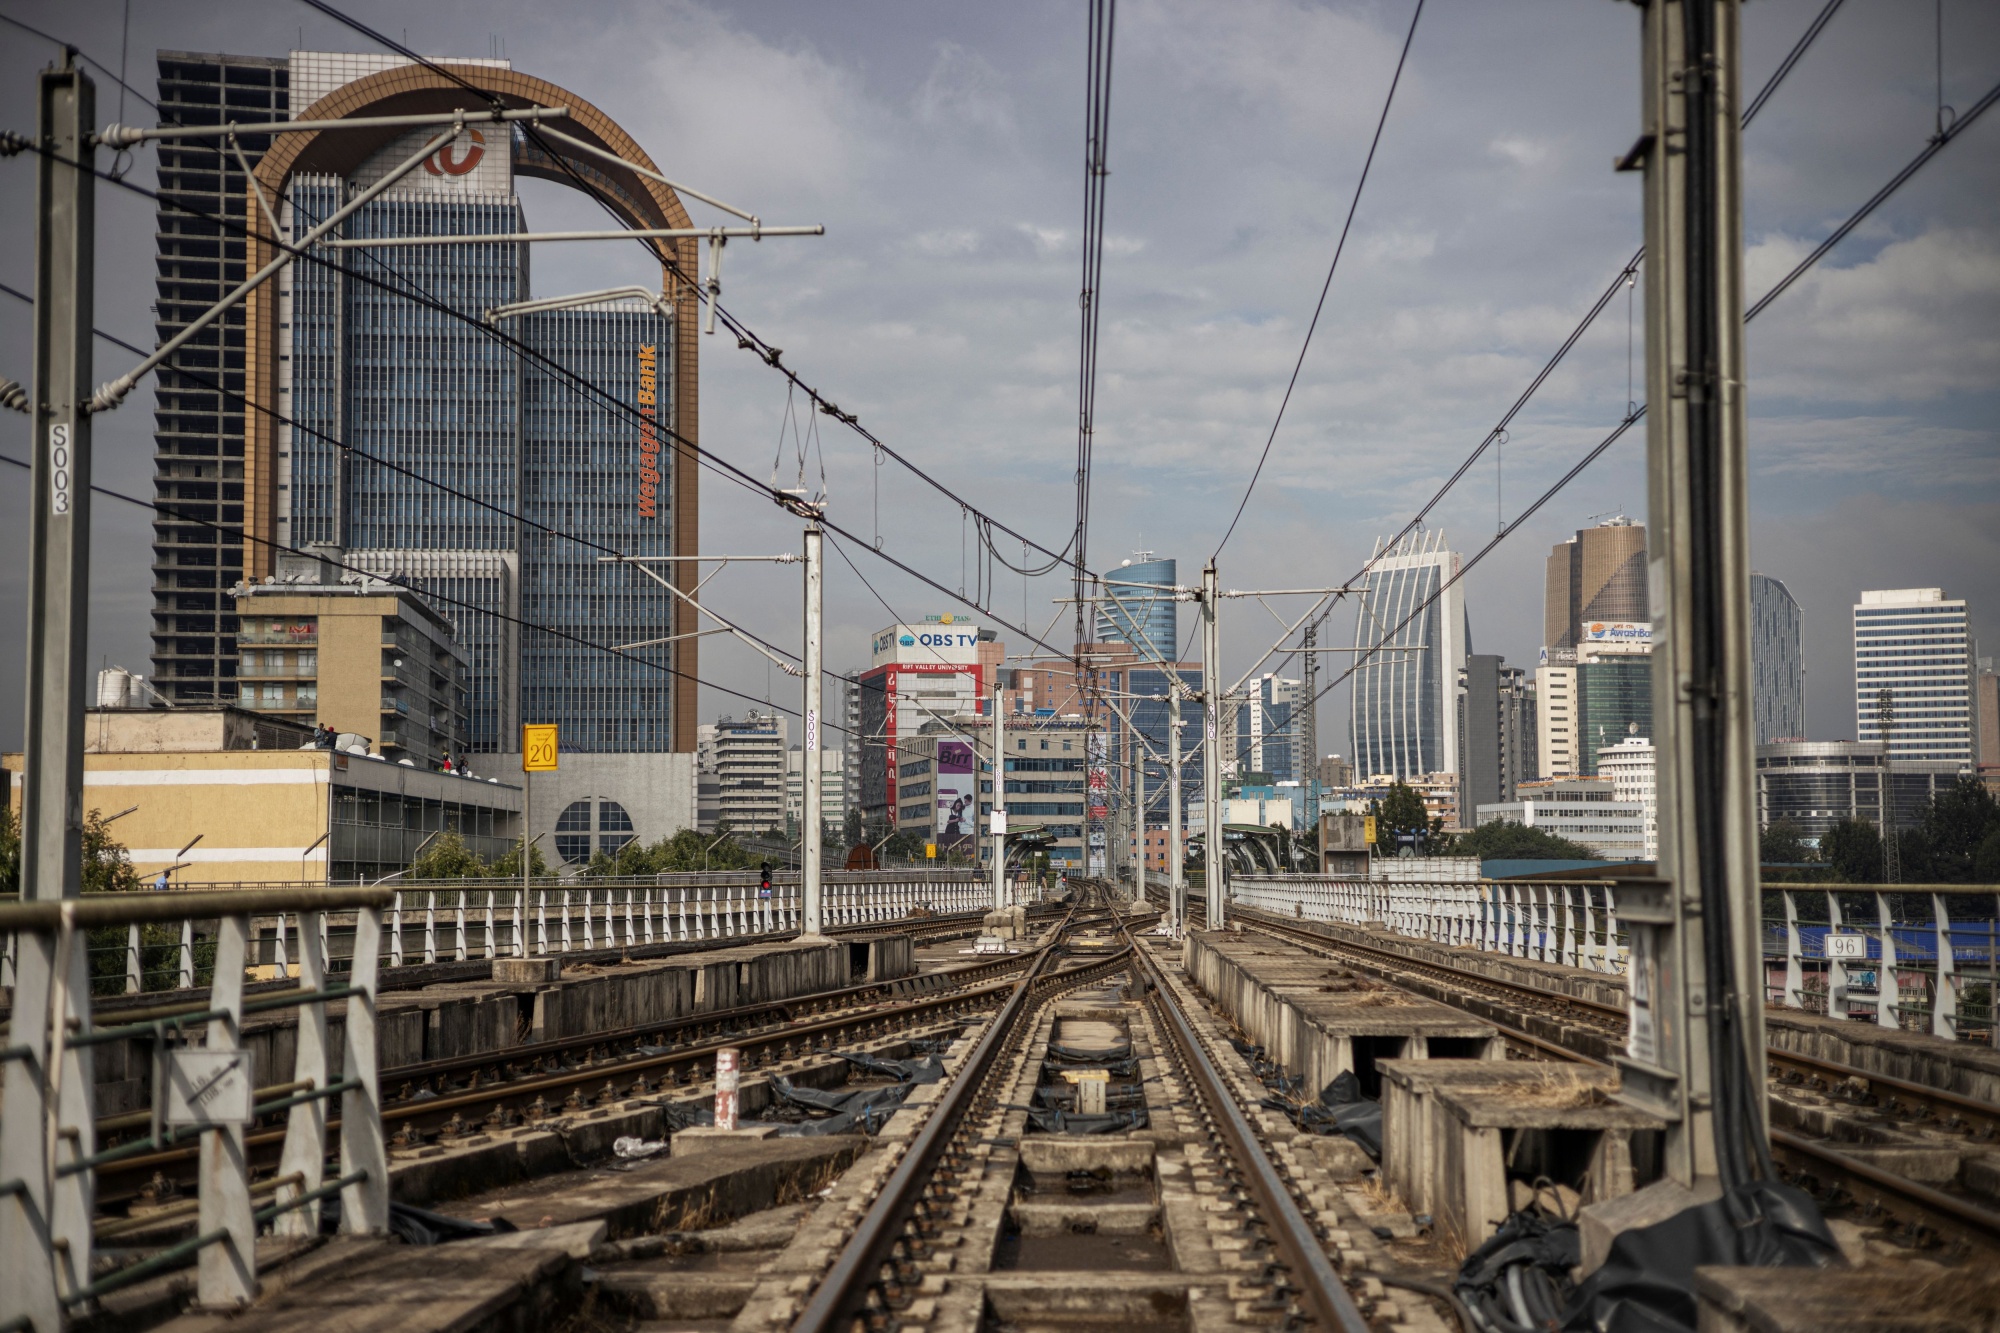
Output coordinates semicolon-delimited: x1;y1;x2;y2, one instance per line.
1583;621;1652;644
872;617;984;668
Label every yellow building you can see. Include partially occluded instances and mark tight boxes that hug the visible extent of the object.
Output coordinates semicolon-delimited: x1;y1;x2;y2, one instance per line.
6;708;520;886
233;558;469;768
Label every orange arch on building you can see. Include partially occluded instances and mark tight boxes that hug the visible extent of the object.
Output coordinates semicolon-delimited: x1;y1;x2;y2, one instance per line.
241;63;699;751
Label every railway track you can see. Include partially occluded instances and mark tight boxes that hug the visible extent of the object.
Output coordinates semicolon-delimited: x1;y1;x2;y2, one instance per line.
86;922;1071;1219
1208;899;2000;1260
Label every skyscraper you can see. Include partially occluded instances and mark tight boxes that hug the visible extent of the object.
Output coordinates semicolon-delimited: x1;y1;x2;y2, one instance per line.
1458;655;1537;817
163;51;705;754
1237;674;1303;783
1750;573;1805;743
1544;517;1647;653
1349;530;1467;780
149;52;292;704
1854;588;1973;764
1097;554;1178;664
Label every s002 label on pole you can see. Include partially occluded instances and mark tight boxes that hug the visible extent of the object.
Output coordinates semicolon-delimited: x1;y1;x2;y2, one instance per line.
522;724;559;772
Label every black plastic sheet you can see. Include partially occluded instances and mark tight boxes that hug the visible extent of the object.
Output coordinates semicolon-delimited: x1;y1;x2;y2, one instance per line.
840;1051;946;1084
1023;1106;1148;1135
1563;1181;1842;1333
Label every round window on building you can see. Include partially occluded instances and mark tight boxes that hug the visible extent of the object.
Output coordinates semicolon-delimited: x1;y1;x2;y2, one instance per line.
554;797;638;864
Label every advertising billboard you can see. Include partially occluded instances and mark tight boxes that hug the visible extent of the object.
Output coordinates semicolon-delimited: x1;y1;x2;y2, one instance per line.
1582;621;1652;644
935;740;978;841
871;617;986;668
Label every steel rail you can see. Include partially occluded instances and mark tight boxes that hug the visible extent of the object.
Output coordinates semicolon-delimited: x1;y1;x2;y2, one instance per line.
89;962;1032;1207
1220;906;2000;1255
1766;1047;2000;1140
1770;1129;2000;1256
792;914;1118;1331
1122;923;1372;1333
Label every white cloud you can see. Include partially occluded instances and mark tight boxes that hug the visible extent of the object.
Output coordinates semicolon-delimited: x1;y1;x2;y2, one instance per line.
1487;136;1548;167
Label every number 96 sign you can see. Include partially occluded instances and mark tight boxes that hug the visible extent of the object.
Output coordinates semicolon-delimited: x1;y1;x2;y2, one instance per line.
522;724;559;772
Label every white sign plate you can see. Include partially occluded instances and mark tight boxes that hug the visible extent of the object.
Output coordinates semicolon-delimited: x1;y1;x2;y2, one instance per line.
166;1049;253;1127
1824;933;1869;961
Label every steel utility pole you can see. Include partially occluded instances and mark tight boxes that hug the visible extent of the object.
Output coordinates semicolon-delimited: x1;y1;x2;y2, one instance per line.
991;678;1007;911
2;56;98;1329
801;514;825;935
1202;561;1225;929
1300;620;1319;825
1168;687;1185;932
1616;0;1766;1190
1131;728;1145;902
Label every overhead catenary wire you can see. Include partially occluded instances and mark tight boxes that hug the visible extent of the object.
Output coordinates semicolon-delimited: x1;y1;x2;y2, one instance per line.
1279;0;1855;660
47;149;1077;662
294;0;1093;586
1211;0;1424;561
1286;64;2000;732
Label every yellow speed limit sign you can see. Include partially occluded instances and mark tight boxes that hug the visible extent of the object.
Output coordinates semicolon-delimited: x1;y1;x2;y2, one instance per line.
522;724;559;772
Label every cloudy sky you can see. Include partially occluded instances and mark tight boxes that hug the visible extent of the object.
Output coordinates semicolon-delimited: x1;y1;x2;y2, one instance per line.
2;0;1996;756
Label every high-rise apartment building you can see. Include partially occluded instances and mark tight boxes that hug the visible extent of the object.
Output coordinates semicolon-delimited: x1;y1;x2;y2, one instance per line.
785;745;848;842
1977;657;1999;791
857;618;997;830
1750;573;1805;743
1097;554;1178;664
150;52;292;704
714;712;788;833
154;50;704;755
1544;517;1647;654
1350;530;1467;780
1458;655;1537;819
1237;674;1304;783
1536;661;1579;778
1854;588;1973;764
1596;735;1657;860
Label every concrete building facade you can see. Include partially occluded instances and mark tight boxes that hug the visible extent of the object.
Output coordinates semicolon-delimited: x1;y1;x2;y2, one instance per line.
1457;655;1537;823
713;711;788;833
1854;588;1974;765
7;708;521;884
233;554;470;767
1476;775;1646;860
1595;735;1657;861
1544;517;1647;654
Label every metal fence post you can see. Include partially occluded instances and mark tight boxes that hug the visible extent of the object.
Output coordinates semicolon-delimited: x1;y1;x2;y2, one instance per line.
1827;890;1848;1018
0;923;60;1330
198;914;255;1306
1782;890;1803;1009
390;891;405;968
275;909;329;1238
126;920;143;994
180;918;195;988
1932;892;1957;1040
1877;891;1899;1029
339;905;389;1234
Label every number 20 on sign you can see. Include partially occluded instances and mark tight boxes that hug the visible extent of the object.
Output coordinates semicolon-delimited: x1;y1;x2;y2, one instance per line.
523;724;559;772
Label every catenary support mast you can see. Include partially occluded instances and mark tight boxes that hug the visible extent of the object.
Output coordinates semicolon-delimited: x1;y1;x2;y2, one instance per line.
1616;0;1767;1190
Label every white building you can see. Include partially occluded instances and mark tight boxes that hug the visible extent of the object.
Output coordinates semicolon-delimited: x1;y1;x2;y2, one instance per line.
1595;735;1657;860
1854;588;1973;765
713;711;788;833
785;744;849;841
1536;662;1579;778
1476;776;1647;860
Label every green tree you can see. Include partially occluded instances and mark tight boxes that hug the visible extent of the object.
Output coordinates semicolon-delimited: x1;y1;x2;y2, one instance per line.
487;840;554;880
1759;818;1814;866
1451;819;1600;862
1911;778;2000;883
1370;781;1433;852
1;806;18;894
1820;817;1880;884
410;830;488;879
584;827;758;877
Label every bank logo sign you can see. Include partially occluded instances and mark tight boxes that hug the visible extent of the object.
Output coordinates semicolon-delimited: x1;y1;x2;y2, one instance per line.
1584;621;1651;643
872;621;984;667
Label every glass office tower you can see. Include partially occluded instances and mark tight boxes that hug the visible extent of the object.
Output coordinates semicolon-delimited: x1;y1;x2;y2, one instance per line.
1098;555;1178;663
1349;530;1467;780
280;116;674;752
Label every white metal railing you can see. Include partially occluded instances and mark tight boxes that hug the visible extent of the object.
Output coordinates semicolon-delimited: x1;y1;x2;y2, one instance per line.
0;887;392;1326
1224;876;2000;1043
0;874;992;997
1229;875;1630;974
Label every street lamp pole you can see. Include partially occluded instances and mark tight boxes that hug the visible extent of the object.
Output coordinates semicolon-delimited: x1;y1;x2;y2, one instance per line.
801;514;825;936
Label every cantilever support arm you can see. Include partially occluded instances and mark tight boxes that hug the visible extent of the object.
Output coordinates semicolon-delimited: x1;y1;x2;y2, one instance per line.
597;555;802;678
86;126;457;413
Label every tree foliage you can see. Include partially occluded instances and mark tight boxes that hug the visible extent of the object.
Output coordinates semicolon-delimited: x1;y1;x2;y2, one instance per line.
1450;819;1600;862
585;827;759;877
1818;817;1881;884
1759;818;1814;866
1370;781;1433;850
